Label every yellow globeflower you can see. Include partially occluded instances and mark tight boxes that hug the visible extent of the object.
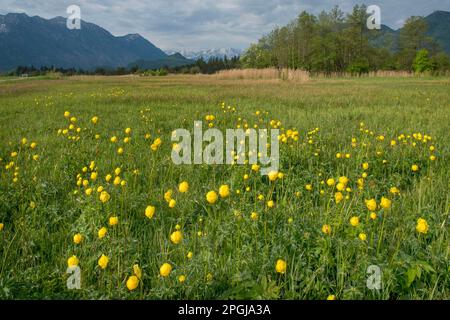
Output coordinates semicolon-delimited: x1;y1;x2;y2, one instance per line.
159;263;172;277
98;254;109;269
338;176;349;185
113;176;121;185
380;197;392;209
370;212;377;220
178;275;186;283
99;191;110;203
125;127;131;135
416;218;429;234
365;199;377;211
218;185;230;198
389;187;400;195
251;164;260;172
275;259;287;274
206;191;218;204
133;264;142;279
170;230;183;244
267;200;274;208
336;182;345;191
85;188;93;196
98;227;107;239
126;275;139;291
268;171;278;182
105;174;112;182
73;233;82;244
358;233;367;241
322;224;332;235
164;189;173;202
326;178;335;187
327;295;337;300
411;164;419;172
91;116;98;124
250;212;258;221
334;192;343;203
178;181;189;193
145;205;155;219
168;199;177;208
362;162;369;170
114;167;121;176
67;255;79;267
187;251;193;259
151;138;162;151
109;216;119;226
350;216;360;227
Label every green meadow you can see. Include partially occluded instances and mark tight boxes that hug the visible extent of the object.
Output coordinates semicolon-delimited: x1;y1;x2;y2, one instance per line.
0;75;449;299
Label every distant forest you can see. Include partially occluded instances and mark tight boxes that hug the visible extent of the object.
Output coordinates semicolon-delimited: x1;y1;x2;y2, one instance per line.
7;56;241;77
240;5;450;74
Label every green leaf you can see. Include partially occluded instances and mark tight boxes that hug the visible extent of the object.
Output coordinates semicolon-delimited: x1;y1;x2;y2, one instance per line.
406;268;417;287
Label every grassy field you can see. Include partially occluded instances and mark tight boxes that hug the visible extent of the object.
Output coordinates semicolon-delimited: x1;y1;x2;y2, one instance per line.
0;75;449;299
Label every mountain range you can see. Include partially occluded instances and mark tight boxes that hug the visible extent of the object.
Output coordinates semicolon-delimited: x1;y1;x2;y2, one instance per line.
128;53;194;70
0;11;449;72
164;48;243;61
420;10;450;53
0;13;188;71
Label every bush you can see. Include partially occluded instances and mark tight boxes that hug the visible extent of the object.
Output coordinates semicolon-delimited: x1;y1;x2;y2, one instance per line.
412;49;432;73
347;60;370;75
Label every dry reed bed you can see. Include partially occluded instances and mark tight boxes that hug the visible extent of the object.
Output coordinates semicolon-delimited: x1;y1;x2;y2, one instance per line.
214;68;450;81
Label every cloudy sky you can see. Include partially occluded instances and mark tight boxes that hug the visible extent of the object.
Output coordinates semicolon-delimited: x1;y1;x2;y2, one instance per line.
1;0;449;50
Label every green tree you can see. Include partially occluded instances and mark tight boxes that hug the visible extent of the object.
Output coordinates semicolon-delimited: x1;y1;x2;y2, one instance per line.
430;52;450;72
398;16;434;70
240;43;272;68
412;49;432;73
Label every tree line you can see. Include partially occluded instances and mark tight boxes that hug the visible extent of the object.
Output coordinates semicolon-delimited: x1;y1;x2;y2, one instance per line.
6;56;241;77
240;5;450;74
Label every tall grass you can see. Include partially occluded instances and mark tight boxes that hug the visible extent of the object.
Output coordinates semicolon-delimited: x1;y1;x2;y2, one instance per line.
311;70;414;78
215;68;310;82
215;68;450;80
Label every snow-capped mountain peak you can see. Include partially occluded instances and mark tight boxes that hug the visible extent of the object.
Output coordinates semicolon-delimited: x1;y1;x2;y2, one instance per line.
164;48;243;60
